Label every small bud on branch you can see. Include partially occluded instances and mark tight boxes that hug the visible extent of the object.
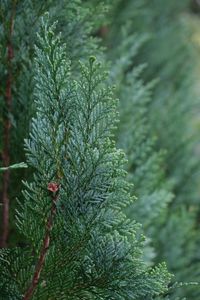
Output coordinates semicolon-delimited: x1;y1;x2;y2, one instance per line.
47;182;60;193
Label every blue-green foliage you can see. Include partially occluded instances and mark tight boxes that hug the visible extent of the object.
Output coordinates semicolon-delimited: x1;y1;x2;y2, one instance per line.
0;0;109;246
134;4;200;299
105;8;173;265
107;0;200;298
0;0;107;161
0;16;171;299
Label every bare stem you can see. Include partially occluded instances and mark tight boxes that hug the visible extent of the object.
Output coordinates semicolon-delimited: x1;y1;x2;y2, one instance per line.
23;192;59;300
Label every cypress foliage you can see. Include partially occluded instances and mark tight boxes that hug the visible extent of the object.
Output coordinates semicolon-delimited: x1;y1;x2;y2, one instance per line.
0;15;171;299
105;16;174;265
107;0;200;298
0;0;108;246
133;3;200;298
2;1;200;298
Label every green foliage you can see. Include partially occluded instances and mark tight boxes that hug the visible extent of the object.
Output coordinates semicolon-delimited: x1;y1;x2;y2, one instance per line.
135;4;200;299
1;1;200;298
107;0;200;298
0;15;171;299
105;5;173;266
0;0;107;163
0;0;109;246
0;162;27;172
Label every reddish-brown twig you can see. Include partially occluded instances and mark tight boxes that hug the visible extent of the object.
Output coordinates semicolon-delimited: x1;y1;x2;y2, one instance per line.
23;189;59;300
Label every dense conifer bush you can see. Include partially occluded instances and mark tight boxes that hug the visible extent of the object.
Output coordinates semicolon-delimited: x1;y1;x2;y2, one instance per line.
0;11;171;300
1;0;200;299
107;0;200;298
0;0;109;246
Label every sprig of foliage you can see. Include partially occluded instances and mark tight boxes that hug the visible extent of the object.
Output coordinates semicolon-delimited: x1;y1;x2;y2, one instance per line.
0;14;171;299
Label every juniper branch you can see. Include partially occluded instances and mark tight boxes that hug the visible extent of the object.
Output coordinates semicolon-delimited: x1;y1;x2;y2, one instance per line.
23;187;59;300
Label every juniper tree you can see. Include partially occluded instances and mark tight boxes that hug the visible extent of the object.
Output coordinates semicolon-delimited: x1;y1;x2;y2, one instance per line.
0;15;171;300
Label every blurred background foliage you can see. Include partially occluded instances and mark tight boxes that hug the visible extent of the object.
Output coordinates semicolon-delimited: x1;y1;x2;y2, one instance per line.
1;0;200;298
105;0;200;298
